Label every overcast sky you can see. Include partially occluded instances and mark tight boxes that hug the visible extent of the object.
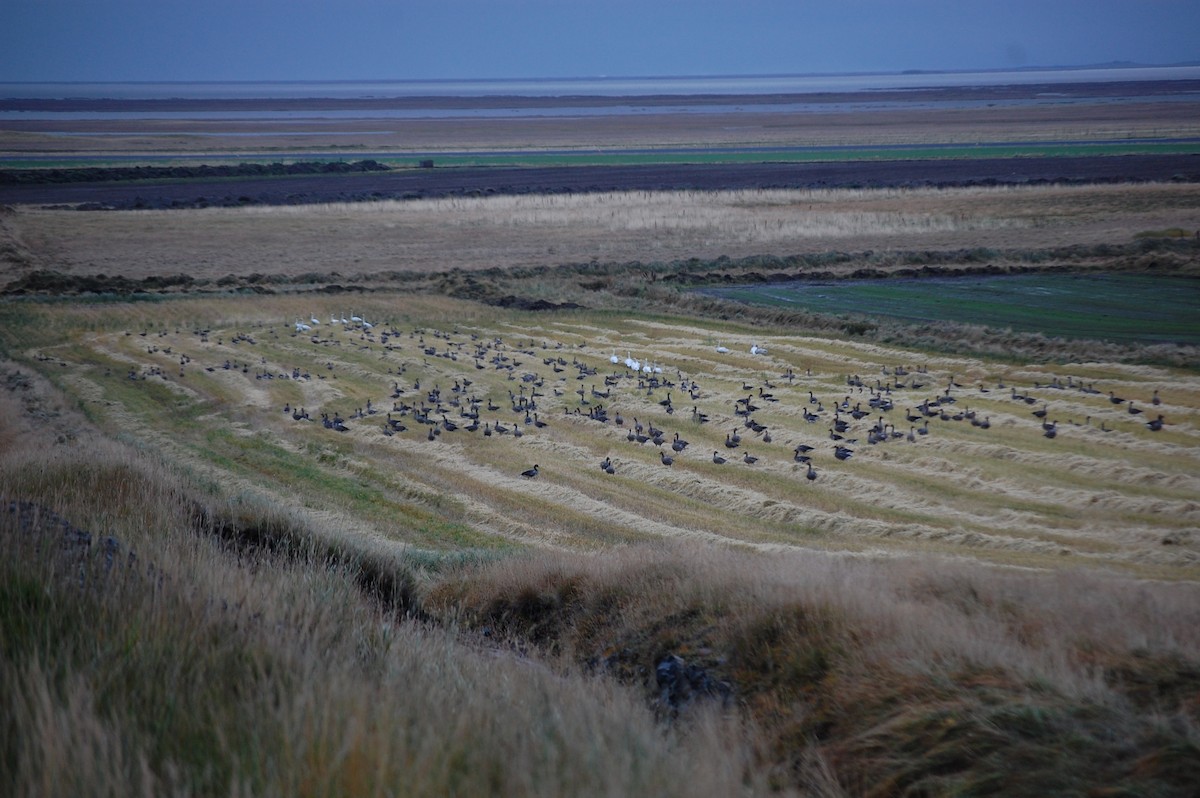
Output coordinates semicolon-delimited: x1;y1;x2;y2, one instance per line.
2;0;1197;83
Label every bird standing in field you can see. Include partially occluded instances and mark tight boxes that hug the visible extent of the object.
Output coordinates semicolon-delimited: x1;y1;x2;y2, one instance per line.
712;451;727;465
520;464;540;479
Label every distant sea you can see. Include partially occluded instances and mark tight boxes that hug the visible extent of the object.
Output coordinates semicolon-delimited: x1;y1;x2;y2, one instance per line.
3;66;1199;123
4;65;1200;100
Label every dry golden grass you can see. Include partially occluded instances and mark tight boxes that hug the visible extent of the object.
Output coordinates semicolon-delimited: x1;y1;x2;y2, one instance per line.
0;364;766;798
5;183;1199;282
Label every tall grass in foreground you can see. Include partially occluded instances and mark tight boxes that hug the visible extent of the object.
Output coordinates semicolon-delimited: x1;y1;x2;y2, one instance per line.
0;367;758;798
430;545;1200;795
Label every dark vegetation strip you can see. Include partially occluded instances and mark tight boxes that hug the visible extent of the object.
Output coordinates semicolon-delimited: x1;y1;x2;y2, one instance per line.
4;238;1198;366
3;153;1198;210
0;159;390;185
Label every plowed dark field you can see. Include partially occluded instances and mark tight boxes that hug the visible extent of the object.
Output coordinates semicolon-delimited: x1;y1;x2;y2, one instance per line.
3;153;1198;209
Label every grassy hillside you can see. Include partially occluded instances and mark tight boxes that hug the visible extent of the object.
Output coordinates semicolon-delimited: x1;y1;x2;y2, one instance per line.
2;287;1199;795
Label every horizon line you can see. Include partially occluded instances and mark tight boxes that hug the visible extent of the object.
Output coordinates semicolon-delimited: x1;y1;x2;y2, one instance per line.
4;61;1200;86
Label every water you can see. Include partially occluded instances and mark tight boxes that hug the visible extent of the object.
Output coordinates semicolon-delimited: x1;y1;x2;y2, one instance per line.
3;65;1199;101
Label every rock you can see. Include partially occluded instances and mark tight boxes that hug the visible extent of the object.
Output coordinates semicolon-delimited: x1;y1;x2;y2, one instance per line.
655;653;731;710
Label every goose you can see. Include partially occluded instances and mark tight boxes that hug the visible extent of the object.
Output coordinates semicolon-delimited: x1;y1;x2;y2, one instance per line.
712;451;727;465
610;351;620;365
1146;414;1165;432
742;452;758;465
672;432;689;452
1151;390;1161;406
834;445;854;461
806;463;818;482
1127;402;1142;415
715;344;730;354
520;464;540;479
660;451;674;466
311;315;320;326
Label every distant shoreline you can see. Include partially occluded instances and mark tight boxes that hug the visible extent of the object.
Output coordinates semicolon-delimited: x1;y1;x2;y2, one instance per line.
4;64;1200;104
4;79;1200;113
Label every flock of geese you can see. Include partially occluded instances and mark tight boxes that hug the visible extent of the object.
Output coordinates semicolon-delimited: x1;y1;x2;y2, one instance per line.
258;318;1171;484
116;316;1171;487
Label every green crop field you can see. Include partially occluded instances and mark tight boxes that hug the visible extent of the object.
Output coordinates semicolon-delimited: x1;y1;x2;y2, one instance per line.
700;273;1200;345
5;139;1198;172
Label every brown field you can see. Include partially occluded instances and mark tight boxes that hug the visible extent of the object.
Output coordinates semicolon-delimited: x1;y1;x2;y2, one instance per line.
3;88;1200;796
5;82;1200;157
4;183;1200;282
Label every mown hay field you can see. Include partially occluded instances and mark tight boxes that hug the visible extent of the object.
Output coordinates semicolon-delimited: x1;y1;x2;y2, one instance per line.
5;293;1196;578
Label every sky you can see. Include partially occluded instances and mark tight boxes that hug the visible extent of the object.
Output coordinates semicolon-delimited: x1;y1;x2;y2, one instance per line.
1;0;1198;83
